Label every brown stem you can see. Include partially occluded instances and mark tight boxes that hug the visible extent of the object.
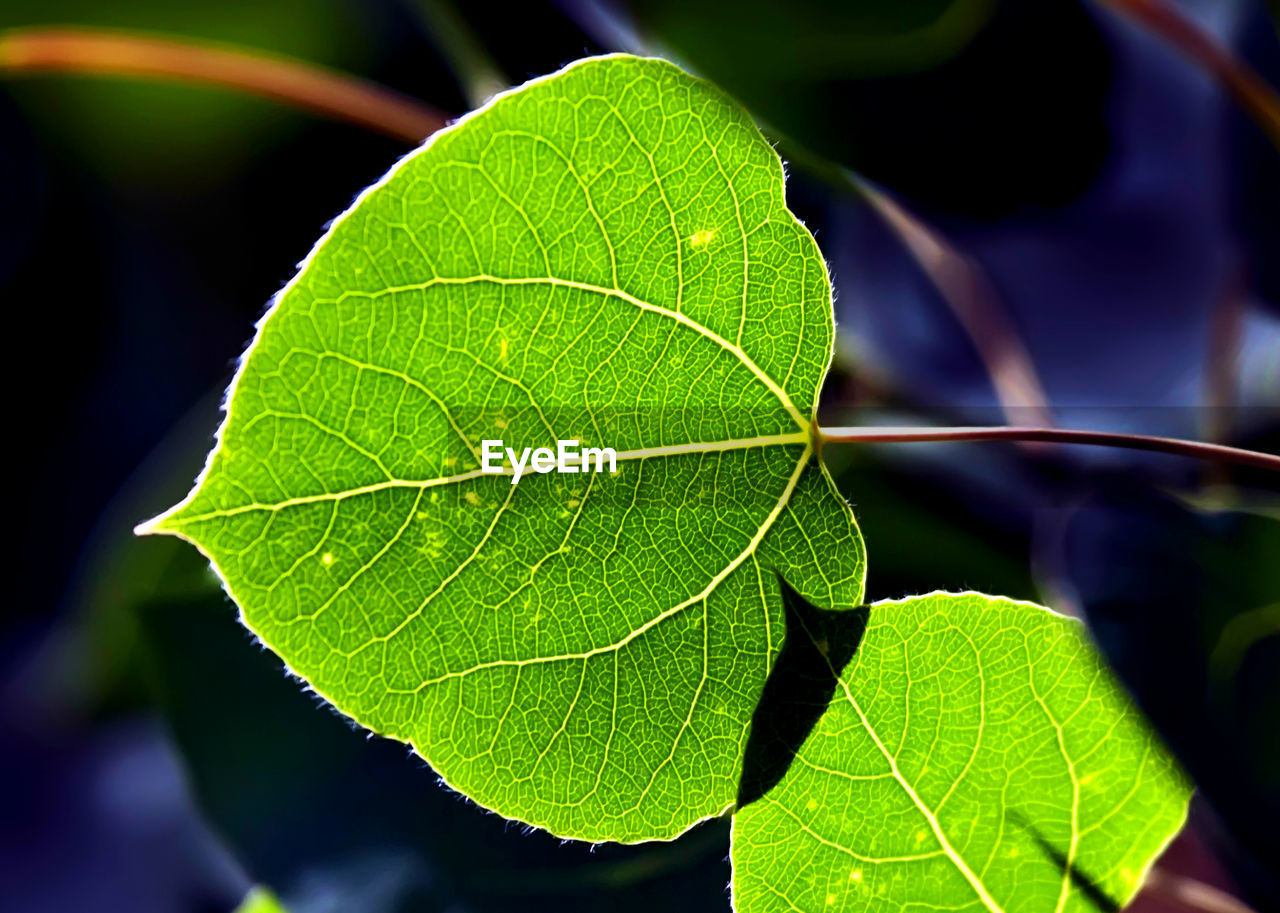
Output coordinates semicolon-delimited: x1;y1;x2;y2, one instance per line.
1204;265;1246;444
0;27;448;144
1094;0;1280;148
849;175;1055;429
818;425;1280;473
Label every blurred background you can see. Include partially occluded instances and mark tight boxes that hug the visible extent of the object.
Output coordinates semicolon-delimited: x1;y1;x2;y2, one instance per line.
0;1;1276;911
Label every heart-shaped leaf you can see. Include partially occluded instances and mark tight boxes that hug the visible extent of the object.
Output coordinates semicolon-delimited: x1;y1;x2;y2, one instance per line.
140;54;865;842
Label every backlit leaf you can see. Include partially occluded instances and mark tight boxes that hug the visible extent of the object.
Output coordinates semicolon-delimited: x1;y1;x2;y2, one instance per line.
732;592;1190;913
140;54;865;842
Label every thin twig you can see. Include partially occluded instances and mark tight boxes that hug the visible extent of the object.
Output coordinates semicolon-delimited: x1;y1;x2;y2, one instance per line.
819;425;1280;473
1094;0;1280;148
1142;867;1259;913
848;175;1055;429
412;0;508;109
0;27;448;144
1204;265;1246;444
768;137;1055;429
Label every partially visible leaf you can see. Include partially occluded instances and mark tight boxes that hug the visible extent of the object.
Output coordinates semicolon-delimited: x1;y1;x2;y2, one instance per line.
141;54;865;843
235;887;288;913
1051;487;1280;900
732;592;1190;913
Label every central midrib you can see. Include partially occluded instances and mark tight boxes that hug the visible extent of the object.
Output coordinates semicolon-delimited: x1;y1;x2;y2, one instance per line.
152;267;822;692
166;431;810;524
838;676;1008;913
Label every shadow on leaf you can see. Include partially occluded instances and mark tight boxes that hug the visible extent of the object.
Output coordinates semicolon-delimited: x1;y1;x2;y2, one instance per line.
1006;811;1120;913
736;576;869;808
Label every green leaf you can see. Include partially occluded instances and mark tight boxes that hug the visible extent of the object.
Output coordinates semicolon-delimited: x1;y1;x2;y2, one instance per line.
140;54;864;842
234;887;288;913
732;592;1190;913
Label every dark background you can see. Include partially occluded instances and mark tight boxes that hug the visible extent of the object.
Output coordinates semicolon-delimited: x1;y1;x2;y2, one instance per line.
0;1;1276;911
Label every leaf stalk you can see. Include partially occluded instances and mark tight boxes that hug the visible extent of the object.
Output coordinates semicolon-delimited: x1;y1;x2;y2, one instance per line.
818;425;1280;473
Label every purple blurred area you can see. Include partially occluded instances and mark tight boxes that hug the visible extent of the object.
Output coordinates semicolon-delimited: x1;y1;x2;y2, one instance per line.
825;0;1280;426
0;707;247;913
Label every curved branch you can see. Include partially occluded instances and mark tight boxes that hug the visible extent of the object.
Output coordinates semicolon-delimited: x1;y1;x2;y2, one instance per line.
1093;0;1280;148
818;425;1280;473
850;176;1054;428
1142;867;1259;913
0;27;448;144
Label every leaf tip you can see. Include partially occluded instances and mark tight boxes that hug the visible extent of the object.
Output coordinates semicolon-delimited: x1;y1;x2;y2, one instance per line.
133;505;181;537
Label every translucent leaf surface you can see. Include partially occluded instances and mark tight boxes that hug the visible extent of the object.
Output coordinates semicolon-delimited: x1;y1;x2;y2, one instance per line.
141;54;865;842
732;592;1190;913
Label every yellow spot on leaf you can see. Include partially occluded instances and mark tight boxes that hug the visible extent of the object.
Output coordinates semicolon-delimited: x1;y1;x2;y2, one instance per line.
465;491;481;506
321;552;335;566
849;869;862;883
805;798;819;811
689;228;716;249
